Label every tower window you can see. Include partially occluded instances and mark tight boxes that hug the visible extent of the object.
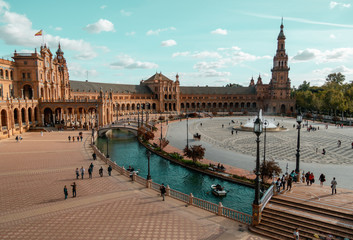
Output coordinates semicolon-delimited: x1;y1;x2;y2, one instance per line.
281;44;284;50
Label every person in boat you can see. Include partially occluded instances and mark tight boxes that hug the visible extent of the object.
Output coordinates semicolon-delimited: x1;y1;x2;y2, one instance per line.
127;166;133;172
215;184;223;191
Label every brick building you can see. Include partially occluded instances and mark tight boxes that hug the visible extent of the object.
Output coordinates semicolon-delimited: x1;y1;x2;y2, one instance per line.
0;22;295;139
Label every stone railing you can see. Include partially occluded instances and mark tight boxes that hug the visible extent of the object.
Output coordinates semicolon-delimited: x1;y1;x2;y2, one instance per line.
260;184;274;213
91;144;252;225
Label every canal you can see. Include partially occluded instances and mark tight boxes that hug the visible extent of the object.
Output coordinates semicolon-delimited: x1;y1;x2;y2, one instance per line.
96;129;254;215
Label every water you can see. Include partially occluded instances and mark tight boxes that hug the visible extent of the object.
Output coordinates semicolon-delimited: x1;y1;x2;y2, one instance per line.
96;129;254;215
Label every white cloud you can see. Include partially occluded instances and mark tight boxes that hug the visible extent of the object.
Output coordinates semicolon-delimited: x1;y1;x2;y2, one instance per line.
194;61;225;71
292;48;353;63
125;31;136;36
172;51;190;57
330;34;336;39
110;54;158;69
55;27;62;31
96;46;110;53
313;65;353;76
0;5;98;60
100;5;107;9
84;19;115;34
211;28;228;35
120;9;132;16
146;27;176;35
0;0;9;13
330;1;350;9
161;39;177;47
68;62;99;80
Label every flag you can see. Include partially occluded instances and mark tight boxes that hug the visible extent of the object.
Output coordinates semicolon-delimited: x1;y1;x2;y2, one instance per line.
35;30;42;36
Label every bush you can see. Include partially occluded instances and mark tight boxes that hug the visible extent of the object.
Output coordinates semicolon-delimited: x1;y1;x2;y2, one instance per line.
168;115;174;120
212;112;218;116
180;159;208;169
306;112;313;118
189;113;197;118
228;111;233;116
158;116;165;121
169;152;184;160
243;110;248;115
332;116;341;122
317;115;323;120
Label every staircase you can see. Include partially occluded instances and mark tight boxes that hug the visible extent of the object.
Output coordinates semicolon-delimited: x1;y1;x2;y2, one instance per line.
249;195;353;239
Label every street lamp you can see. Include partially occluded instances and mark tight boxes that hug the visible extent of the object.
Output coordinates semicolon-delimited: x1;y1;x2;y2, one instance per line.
295;113;303;174
141;104;144;127
186;112;189;149
262;120;269;187
106;137;110;158
137;104;140;128
253;115;263;205
146;150;151;180
160;120;163;149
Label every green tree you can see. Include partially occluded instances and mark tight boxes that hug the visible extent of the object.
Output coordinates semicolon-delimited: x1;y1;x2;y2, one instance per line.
255;159;282;181
326;72;345;85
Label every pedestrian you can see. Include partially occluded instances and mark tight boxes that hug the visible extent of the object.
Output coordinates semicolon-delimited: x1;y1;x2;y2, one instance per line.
160;183;166;201
75;168;79;179
319;173;325;186
68;136;71;142
80;135;83;142
276;178;281;192
90;162;94;171
231;130;234;135
92;153;97;160
64;185;68;200
15;135;19;142
235;130;238;134
222;124;224;128
71;182;76;197
281;175;286;191
309;172;315;185
73;136;75;142
99;167;103;177
293;228;300;240
322;148;326;155
316;148;318;154
80;166;85;179
108;165;112;176
88;167;92;179
40;131;43;136
337;140;341;147
287;176;293;191
351;142;353;149
77;136;79;141
331;177;337;195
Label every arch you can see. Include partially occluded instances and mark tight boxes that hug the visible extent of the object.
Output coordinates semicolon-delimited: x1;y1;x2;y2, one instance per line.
207;102;211;108
0;69;3;78
34;107;39;121
5;70;8;79
164;94;167;99
164;103;167;111
186;103;190;109
280;104;286;114
121;104;125;111
1;109;7;128
169;103;172;111
223;102;228;108
28;107;32;122
10;70;13;80
169;94;171;99
273;106;276;113
235;102;239;108
14;108;19;124
213;102;216;108
152;103;156;110
241;102;245;108
202;102;206;108
191;102;195;108
230;102;234;108
131;103;135;110
196;102;200;108
246;102;251;108
55;107;63;124
21;108;26;124
126;104;130;111
290;106;294;113
173;103;176;111
44;108;53;125
218;102;222;108
252;102;257;108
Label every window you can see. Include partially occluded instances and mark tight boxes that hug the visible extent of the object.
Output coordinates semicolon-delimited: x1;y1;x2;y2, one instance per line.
0;84;2;97
22;73;26;79
24;61;27;65
27;73;31;79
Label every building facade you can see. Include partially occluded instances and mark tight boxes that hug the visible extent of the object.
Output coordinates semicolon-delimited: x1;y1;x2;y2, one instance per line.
0;23;295;139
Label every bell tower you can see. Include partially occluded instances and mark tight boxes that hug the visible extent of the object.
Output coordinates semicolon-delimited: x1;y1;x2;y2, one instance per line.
269;19;291;99
56;43;70;100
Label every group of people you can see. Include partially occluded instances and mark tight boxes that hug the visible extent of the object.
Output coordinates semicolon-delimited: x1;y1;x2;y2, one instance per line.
68;135;83;142
75;163;112;180
15;135;23;142
276;174;293;192
63;182;76;199
304;171;316;185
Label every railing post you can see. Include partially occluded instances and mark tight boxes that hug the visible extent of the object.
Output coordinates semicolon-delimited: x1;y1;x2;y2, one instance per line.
132;172;136;181
252;203;263;226
146;179;152;188
166;185;170;196
189;193;193;205
218;202;223;216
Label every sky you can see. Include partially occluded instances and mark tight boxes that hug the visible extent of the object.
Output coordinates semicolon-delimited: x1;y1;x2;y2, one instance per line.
0;0;353;88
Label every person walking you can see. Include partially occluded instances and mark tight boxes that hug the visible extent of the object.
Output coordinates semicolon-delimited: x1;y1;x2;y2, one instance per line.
309;172;315;185
293;228;300;240
281;175;286;191
108;165;112;176
77;136;79;141
68;136;71;142
92;153;97;161
75;168;79;179
99;167;103;177
88;167;92;179
160;183;166;201
71;182;76;197
331;177;337;195
319;173;326;186
80;135;83;142
287;176;293;191
90;162;94;171
80;166;85;179
64;185;68;200
73;136;75;142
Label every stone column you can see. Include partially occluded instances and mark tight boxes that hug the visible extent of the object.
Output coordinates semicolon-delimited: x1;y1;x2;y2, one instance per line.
252;203;263;226
21;89;24;99
41;113;44;127
24;108;29;129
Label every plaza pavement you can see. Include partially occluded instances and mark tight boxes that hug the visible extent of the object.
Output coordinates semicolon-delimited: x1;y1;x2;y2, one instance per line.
0;130;266;240
166;116;353;190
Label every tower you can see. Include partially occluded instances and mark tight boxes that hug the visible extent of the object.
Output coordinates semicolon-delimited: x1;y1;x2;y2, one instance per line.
56;43;70;99
269;19;291;100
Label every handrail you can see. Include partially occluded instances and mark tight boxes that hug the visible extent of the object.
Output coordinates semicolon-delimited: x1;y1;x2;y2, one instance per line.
260;184;274;212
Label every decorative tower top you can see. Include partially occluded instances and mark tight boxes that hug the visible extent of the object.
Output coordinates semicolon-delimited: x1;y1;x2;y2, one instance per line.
278;17;285;40
249;76;254;86
176;73;179;82
257;74;263;85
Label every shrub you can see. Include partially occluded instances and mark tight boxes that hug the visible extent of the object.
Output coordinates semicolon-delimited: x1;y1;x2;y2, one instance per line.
169;152;184;161
228;111;233;116
332;116;340;122
243;110;248;115
212;112;218;116
183;145;205;163
158;116;165;121
306;112;313;118
168;115;174;120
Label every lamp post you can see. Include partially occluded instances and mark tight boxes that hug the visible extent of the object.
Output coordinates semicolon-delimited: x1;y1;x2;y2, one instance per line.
106;137;110;158
160;120;163;149
295;113;303;174
137;104;140;128
141;104;144;127
146;150;151;180
253;115;263;206
262;120;268;188
186;112;189;149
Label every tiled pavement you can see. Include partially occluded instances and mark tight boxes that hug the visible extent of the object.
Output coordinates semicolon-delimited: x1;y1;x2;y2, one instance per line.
0;131;266;240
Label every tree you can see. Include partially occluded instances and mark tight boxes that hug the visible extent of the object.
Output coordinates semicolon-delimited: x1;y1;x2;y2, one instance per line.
255;159;282;181
160;138;169;149
297;80;311;92
137;127;155;141
326;72;345;85
183;145;205;163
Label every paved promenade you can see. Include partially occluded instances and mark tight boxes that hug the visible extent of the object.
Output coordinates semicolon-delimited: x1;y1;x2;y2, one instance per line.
0;130;265;240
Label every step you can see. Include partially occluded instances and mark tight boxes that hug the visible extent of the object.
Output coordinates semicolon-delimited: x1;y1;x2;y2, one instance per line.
270;197;353;222
259;220;317;239
262;209;353;239
249;226;289;240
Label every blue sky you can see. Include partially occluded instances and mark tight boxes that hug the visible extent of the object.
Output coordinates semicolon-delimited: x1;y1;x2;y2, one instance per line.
0;0;353;87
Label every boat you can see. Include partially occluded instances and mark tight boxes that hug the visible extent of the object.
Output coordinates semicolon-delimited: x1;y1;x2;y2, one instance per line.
211;184;227;196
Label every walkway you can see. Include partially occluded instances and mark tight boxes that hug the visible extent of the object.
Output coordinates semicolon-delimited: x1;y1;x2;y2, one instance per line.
0;130;265;240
